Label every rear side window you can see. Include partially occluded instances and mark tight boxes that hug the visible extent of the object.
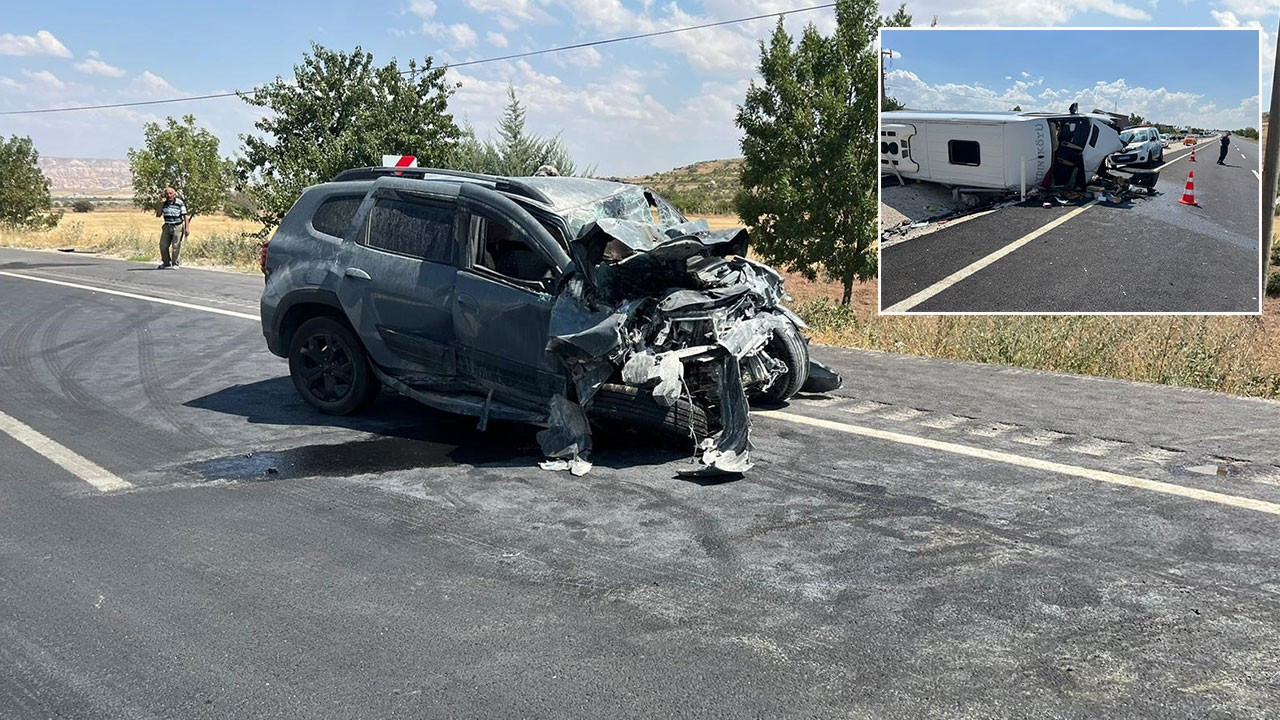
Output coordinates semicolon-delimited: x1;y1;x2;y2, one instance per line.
365;197;456;264
948;140;980;166
310;195;363;238
1088;126;1099;147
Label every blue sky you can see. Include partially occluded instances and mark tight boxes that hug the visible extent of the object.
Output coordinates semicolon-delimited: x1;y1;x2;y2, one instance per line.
1;1;1278;174
883;29;1261;129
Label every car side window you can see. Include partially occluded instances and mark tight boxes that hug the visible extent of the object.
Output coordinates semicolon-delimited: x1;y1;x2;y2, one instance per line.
470;214;555;287
364;196;455;264
311;195;364;238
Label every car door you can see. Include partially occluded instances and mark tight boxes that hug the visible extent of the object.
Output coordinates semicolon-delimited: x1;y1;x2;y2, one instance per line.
336;183;463;381
451;184;571;405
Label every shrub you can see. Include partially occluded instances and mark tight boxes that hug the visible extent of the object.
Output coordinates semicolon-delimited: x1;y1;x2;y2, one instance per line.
1268;270;1280;297
72;199;95;213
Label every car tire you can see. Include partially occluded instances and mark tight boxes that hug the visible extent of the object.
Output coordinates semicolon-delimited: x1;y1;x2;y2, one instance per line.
288;316;380;415
588;383;710;444
755;319;811;405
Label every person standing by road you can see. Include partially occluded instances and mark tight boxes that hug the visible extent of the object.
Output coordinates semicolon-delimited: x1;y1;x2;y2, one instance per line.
155;187;189;269
1218;131;1231;165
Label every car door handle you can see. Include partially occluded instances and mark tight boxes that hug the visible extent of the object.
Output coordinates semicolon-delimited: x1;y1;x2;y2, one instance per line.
345;267;371;280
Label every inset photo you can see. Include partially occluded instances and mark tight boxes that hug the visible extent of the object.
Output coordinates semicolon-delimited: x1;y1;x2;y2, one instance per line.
879;28;1262;314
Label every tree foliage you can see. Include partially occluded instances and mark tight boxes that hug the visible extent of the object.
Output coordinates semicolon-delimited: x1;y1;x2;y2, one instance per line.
237;44;463;230
0;135;61;230
127;114;234;219
735;0;891;304
452;86;585;176
72;199;95;213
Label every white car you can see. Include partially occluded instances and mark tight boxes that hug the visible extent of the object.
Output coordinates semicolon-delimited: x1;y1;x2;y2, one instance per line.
1110;126;1164;167
1158;133;1172;147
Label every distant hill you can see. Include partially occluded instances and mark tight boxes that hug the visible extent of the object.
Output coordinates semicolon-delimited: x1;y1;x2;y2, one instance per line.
37;157;132;198
617;158;743;215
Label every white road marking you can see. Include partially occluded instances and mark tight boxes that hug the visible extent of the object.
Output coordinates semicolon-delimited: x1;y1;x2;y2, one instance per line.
1252;170;1261;180
758;410;1280;517
0;409;133;492
5;263;1274;516
883;199;1101;313
1154;149;1195;171
0;270;258;321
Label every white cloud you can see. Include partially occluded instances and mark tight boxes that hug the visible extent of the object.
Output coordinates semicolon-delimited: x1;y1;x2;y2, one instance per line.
421;21;479;48
486;31;508;48
406;0;436;18
887;69;1258;129
130;71;178;96
465;0;555;31
21;69;66;91
74;57;127;78
553;46;603;69
881;0;1149;26
0;30;71;58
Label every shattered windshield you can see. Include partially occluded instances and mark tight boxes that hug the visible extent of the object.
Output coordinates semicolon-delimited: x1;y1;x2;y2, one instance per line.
1119;130;1140;144
533;183;687;238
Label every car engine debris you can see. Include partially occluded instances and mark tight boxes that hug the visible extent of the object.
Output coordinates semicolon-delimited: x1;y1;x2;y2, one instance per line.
537;218;842;476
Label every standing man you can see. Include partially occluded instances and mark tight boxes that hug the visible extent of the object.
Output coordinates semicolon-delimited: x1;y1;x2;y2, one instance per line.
1218;131;1231;165
155;187;189;269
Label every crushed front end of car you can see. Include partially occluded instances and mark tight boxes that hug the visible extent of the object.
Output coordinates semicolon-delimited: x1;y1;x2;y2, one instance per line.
536;217;842;476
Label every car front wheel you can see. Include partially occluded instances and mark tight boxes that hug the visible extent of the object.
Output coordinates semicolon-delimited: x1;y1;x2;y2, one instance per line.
288;316;380;415
756;319;811;405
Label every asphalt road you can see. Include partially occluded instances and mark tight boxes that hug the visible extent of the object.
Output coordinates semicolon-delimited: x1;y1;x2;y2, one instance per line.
881;137;1262;312
3;248;1280;718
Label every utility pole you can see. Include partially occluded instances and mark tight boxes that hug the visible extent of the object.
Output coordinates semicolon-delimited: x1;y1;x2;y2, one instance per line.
880;49;893;104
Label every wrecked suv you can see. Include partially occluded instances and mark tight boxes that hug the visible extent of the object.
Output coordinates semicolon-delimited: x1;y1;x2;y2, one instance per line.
260;168;840;474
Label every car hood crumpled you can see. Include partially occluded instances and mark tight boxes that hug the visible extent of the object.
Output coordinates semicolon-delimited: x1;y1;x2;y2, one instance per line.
534;217;842;478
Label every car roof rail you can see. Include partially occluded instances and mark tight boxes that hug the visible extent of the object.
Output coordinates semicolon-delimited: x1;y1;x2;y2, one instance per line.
331;167;551;205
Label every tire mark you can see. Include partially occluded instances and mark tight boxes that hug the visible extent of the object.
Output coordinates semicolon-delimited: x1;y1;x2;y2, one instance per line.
135;320;224;448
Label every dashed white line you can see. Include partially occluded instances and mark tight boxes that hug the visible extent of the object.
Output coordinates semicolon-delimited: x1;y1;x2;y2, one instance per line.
0;409;133;492
1252;169;1261;180
758;410;1280;517
0;270;259;321
883;199;1101;313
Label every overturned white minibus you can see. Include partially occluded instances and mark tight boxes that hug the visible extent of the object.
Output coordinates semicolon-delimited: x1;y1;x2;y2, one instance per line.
880;110;1126;192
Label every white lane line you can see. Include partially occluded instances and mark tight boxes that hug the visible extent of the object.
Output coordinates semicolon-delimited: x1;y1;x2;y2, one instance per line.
0;270;258;321
882;199;1101;313
1154;153;1190;171
0;409;133;492
757;410;1280;517
1253;169;1262;180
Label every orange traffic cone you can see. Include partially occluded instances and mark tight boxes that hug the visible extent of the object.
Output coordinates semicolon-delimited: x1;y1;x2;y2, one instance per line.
1178;169;1198;206
1189;145;1196;162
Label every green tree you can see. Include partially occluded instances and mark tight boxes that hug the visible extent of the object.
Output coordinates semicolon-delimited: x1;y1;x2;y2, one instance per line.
0;135;61;230
883;95;906;111
238;44;463;230
736;0;897;305
453;86;585;176
72;199;95;213
1011;105;1022;112
127;114;234;221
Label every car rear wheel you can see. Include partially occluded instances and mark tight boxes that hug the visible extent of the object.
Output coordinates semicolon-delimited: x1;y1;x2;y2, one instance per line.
756;320;810;405
588;383;710;444
288;316;380;415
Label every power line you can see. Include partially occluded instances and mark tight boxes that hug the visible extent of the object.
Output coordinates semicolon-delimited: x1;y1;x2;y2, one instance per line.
0;3;835;117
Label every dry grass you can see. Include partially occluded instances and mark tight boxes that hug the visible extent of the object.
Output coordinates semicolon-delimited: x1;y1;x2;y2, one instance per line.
1;208;263;269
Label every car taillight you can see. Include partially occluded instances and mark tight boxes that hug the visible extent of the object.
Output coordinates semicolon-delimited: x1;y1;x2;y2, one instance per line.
259;239;270;275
